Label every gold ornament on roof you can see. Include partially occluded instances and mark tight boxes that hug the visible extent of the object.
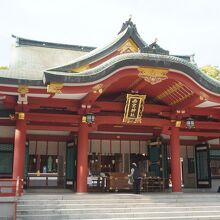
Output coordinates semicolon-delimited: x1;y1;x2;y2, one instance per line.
200;92;209;100
138;67;168;85
17;85;29;94
118;38;139;54
92;84;103;94
70;64;90;73
47;82;63;94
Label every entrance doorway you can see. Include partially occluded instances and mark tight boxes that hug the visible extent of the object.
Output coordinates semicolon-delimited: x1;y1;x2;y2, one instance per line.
87;137;169;192
25;141;66;188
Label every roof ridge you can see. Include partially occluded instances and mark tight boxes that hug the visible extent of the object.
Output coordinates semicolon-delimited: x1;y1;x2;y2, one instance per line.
12;35;96;52
118;17;138;34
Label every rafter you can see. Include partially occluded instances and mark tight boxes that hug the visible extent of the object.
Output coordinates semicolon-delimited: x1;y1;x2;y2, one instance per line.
172;94;203;110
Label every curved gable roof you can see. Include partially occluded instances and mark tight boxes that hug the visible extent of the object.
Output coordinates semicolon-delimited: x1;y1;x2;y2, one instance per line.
44;53;220;95
0;19;220;100
47;20;148;73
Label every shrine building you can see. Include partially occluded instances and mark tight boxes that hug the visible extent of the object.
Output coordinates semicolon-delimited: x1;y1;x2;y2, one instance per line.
1;19;220;195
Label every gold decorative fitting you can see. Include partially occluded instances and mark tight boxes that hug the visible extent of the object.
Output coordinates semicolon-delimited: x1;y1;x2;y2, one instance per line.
92;84;103;94
123;94;146;124
138;67;168;85
118;38;139;54
200;92;209;100
175;120;182;127
17;112;25;120
82;116;87;123
47;82;63;94
17;85;29;94
70;65;90;73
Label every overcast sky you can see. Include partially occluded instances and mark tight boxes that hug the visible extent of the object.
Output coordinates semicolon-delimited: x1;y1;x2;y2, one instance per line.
0;0;220;67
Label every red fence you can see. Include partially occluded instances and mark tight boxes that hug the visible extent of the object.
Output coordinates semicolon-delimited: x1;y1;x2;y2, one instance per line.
0;178;22;197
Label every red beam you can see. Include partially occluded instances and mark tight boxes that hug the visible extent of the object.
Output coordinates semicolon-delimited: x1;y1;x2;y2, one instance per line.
188;110;220;121
179;131;220;137
98;124;159;133
95;101;171;114
27;125;78;132
95;116;170;127
28;97;80;111
0;86;47;94
25;113;220;131
81;91;102;109
89;133;152;141
0;119;15;126
27;135;71;141
26;113;80;123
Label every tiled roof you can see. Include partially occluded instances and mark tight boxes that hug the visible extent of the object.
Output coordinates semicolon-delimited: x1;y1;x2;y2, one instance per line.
1;41;91;83
48;23;148;72
0;20;215;95
44;53;220;94
13;35;95;52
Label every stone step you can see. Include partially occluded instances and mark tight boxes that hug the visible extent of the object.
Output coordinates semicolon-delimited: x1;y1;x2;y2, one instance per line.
17;193;220;220
19;193;220;199
15;217;220;220
17;203;220;210
17;198;220;205
16;211;220;220
16;206;220;214
16;217;220;220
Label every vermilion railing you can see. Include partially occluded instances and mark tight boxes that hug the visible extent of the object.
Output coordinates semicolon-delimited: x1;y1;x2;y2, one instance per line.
0;177;22;197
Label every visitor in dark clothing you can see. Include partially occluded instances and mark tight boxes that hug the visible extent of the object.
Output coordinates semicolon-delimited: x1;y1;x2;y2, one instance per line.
130;162;141;194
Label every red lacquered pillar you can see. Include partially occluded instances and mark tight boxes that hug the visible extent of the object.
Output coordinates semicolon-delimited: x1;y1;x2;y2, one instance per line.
76;122;89;193
170;126;182;192
12;116;26;193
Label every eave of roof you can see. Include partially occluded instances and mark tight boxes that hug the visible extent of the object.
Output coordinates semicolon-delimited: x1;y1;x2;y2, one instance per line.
1;20;218;98
12;35;96;52
44;53;220;95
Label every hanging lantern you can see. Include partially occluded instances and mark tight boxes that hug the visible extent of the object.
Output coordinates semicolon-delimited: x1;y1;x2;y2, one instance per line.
82;113;95;124
86;113;95;123
186;117;195;129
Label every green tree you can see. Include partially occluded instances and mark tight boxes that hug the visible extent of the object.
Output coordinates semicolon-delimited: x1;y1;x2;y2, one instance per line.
200;65;220;80
0;66;8;70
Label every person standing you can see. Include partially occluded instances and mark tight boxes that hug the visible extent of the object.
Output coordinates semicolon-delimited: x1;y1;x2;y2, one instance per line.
130;162;141;194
